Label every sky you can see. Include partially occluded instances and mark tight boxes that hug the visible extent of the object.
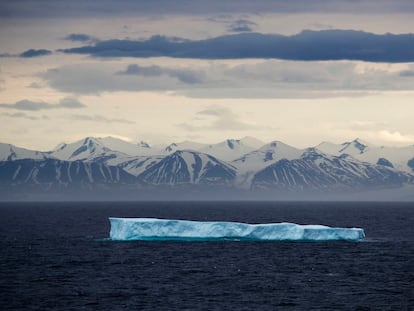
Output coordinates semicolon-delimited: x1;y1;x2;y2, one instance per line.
1;0;414;151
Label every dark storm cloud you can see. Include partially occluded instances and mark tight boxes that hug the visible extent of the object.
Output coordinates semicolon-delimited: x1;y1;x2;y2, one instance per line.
61;30;414;63
20;49;52;58
118;64;204;84
0;97;86;111
1;0;414;18
64;33;96;42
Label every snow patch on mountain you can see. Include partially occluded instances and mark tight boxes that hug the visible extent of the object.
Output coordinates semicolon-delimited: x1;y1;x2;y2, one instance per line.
0;143;50;161
138;150;236;186
163;141;207;154
251;148;413;191
317;138;414;172
232;141;303;187
0;158;136;185
115;156;164;176
199;139;258;161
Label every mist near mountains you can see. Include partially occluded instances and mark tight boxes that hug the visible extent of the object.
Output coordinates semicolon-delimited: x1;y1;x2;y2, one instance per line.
1;136;413;201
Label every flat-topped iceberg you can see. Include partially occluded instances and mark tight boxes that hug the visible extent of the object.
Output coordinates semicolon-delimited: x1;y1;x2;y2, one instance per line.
109;218;365;241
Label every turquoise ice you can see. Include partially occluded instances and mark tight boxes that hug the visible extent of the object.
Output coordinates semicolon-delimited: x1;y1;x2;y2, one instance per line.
109;218;365;241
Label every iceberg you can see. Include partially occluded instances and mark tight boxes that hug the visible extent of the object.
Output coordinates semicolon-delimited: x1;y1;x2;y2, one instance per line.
109;218;365;241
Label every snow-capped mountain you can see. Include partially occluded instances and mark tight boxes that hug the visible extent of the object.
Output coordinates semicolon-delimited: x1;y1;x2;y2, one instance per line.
116;155;164;176
317;138;414;173
238;136;266;149
231;141;303;187
95;137;154;156
50;137;133;163
199;139;259;161
138;150;237;186
163;141;207;154
251;148;413;191
51;136;158;161
0;143;50;161
0;158;136;186
162;137;265;160
317;138;372;157
233;141;303;173
1;136;413;199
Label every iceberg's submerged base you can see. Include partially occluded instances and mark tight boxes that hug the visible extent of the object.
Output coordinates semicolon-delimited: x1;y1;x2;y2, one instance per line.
109;218;365;242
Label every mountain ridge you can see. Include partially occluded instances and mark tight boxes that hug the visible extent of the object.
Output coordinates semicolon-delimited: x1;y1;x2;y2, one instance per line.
1;136;413;199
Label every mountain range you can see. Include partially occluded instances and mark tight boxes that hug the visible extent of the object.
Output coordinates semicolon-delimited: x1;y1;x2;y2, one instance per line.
1;136;413;200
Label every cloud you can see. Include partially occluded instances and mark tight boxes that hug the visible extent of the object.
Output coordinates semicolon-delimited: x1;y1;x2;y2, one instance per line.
310;22;334;30
378;130;414;144
40;60;414;98
118;64;204;84
331;121;414;146
177;106;273;131
399;70;414;77
2;0;414;18
27;82;43;89
1;112;49;120
0;76;4;91
61;30;414;62
0;97;86;111
0;53;14;58
58;97;86;108
20;49;52;58
68;114;135;124
348;121;388;131
64;33;96;42
41;63;207;94
0;99;52;110
228;19;257;32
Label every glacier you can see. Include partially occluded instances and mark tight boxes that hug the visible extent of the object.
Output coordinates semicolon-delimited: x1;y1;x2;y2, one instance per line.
109;218;365;241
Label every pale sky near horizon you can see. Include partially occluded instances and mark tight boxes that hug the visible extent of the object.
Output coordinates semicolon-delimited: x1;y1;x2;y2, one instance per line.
1;0;414;151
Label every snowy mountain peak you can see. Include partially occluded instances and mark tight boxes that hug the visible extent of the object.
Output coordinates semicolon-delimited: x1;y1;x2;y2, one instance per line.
49;136;129;162
81;137;103;149
339;138;371;154
83;136;98;144
159;138;263;159
200;139;256;161
226;139;239;150
53;142;67;152
0;143;49;161
165;143;178;153
138;141;150;148
268;140;286;148
163;141;207;154
251;148;414;192
239;136;265;149
2;136;414;197
317;138;414;173
232;140;303;176
50;136;159;160
300;147;327;159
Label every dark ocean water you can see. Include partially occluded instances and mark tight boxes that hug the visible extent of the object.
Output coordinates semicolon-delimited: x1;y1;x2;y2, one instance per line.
0;201;413;310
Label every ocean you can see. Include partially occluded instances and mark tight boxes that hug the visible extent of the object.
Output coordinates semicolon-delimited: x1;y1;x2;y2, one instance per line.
0;201;413;310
